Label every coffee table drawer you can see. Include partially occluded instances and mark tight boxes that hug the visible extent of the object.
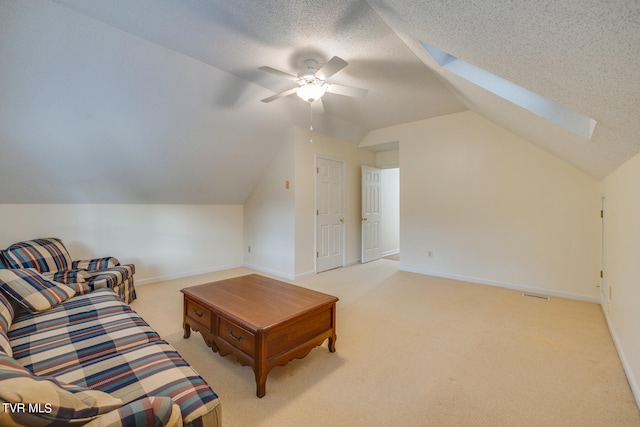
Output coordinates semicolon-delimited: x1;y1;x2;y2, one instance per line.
186;298;212;329
219;317;255;355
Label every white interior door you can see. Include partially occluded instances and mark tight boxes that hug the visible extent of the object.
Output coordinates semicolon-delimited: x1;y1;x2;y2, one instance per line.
316;158;345;273
361;165;382;263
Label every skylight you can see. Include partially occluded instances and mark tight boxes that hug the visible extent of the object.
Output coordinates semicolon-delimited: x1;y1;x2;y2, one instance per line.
422;43;596;140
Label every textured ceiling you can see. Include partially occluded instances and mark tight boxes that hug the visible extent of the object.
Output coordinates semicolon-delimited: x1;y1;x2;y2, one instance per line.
1;0;638;204
367;0;640;178
48;0;466;139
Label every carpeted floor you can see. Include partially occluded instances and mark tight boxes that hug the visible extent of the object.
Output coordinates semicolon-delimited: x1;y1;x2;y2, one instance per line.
382;253;400;261
131;261;640;427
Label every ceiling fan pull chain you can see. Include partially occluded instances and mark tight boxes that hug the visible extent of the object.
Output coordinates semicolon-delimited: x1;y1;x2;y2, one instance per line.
309;102;313;143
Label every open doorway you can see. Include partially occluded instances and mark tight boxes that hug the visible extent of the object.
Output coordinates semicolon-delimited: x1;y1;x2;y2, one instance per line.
380;168;400;260
361;165;400;263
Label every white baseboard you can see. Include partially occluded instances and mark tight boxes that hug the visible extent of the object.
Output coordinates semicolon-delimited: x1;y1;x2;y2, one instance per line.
244;265;318;281
398;265;600;303
136;262;313;286
242;263;295;281
382;249;400;257
294;270;316;280
600;304;640;411
135;263;244;286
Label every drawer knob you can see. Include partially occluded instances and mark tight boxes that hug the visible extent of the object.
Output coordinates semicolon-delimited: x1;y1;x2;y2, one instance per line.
192;307;204;317
227;328;244;342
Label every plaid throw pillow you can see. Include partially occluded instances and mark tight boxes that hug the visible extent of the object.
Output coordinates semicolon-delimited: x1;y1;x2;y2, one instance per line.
0;269;75;313
0;292;14;356
0;251;11;269
0;353;123;426
48;270;87;284
4;238;72;273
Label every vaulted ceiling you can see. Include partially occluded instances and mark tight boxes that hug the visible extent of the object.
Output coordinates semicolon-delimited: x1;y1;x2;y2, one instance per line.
1;1;638;204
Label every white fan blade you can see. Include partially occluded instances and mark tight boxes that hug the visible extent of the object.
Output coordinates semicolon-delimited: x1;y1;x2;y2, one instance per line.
316;56;348;80
261;87;298;103
311;98;324;114
258;66;298;81
326;84;368;98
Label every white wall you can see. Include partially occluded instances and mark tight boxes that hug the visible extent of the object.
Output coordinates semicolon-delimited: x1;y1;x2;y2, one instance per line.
243;128;376;279
0;1;294;205
0;204;244;284
366;111;600;301
601;152;640;404
243;135;296;279
381;168;400;256
294;128;376;276
376;150;399;169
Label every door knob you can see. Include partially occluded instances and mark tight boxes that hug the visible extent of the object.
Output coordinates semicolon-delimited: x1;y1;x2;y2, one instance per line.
361;217;368;221
340;218;344;222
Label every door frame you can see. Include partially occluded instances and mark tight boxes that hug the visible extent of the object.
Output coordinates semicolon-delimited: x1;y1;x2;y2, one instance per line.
315;155;346;273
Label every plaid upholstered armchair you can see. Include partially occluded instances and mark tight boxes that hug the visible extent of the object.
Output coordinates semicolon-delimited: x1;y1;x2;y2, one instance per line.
0;238;136;303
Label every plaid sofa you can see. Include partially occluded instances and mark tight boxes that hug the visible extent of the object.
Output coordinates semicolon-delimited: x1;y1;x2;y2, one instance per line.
0;272;221;427
0;238;136;304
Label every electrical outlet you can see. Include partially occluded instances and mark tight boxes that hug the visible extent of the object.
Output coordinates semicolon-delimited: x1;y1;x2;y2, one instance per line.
427;251;434;258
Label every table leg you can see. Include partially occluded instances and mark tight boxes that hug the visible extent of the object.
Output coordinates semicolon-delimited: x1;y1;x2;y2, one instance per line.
328;335;336;353
256;372;267;398
329;304;337;352
183;323;191;339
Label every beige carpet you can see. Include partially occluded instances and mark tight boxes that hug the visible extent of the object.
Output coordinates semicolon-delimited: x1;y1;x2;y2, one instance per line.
131;261;640;427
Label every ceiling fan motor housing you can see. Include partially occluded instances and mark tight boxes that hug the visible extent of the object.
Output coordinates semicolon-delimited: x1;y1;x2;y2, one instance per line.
298;59;319;79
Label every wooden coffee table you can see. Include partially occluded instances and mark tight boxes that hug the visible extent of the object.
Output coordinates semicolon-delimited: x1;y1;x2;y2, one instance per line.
181;274;338;397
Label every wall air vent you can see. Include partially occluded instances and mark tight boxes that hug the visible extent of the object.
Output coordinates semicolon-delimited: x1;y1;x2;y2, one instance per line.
422;43;597;141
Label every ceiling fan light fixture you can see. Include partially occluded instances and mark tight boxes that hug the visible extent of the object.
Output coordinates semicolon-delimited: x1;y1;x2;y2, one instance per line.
296;82;328;103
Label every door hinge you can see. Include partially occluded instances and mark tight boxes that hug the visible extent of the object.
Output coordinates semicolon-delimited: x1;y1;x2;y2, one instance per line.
317;167;319;173
317;209;319;216
600;210;604;218
316;252;319;258
600;270;603;278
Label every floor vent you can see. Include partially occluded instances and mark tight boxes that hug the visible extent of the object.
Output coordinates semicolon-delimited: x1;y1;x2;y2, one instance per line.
522;293;550;301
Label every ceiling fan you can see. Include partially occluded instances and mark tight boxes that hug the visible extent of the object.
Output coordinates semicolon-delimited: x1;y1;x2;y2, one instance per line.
258;56;368;113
